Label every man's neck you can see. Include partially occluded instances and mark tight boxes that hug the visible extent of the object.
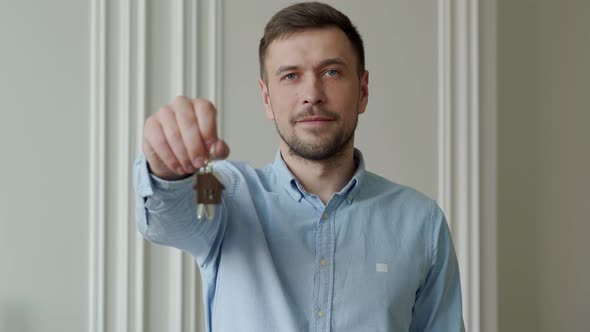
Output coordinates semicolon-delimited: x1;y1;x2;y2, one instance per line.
280;142;357;205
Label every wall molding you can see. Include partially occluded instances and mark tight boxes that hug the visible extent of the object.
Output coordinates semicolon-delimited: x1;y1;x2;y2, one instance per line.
480;0;498;331
129;1;147;332
210;0;224;137
437;0;488;331
89;0;146;331
170;2;187;332
169;1;224;331
117;1;131;331
88;0;106;330
90;1;223;331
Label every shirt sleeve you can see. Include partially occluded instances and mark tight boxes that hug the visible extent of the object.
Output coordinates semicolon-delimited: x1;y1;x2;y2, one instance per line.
133;153;229;268
409;202;466;332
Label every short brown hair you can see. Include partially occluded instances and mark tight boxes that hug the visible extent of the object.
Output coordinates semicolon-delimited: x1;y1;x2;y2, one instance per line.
259;2;365;81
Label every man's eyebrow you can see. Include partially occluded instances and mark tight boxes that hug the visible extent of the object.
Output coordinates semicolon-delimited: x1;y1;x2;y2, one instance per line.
275;65;299;76
274;58;348;76
317;57;347;68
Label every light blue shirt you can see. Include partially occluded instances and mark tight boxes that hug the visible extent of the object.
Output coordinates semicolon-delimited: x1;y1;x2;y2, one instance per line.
134;149;464;332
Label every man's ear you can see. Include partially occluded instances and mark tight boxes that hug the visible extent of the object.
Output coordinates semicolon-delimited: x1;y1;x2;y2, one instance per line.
258;78;274;120
358;70;369;114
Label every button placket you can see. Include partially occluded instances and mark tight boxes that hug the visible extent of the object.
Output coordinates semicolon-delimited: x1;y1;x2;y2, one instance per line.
314;208;333;331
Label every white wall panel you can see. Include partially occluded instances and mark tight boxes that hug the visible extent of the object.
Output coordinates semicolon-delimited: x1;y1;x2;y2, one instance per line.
89;0;147;332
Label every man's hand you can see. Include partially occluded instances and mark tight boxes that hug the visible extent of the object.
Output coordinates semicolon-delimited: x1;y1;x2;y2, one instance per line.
142;96;230;180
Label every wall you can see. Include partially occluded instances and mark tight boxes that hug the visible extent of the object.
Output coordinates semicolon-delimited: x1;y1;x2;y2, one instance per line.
497;0;590;331
0;0;489;331
0;1;90;331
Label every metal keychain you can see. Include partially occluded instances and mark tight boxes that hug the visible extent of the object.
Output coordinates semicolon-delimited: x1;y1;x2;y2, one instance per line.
194;148;224;221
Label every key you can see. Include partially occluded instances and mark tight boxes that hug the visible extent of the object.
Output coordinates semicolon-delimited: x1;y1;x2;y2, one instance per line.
193;154;224;221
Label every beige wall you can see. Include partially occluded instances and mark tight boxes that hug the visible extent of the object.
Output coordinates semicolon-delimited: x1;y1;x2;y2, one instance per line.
498;1;590;331
0;0;90;331
8;0;590;331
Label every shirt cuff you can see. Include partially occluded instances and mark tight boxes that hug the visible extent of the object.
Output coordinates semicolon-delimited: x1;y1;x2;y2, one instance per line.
133;153;196;198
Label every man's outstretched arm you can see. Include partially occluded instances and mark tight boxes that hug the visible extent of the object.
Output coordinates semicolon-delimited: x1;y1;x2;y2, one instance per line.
134;96;231;268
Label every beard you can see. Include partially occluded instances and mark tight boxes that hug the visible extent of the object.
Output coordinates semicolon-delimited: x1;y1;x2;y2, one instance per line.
272;105;358;161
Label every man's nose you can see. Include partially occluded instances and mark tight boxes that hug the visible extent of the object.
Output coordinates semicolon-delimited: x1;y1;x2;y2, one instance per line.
301;76;325;105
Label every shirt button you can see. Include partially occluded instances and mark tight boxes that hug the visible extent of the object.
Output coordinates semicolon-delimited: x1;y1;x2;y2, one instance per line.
322;212;329;220
317;310;325;318
320;258;328;266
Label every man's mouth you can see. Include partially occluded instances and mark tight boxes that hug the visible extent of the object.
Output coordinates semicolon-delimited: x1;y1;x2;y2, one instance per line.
296;116;334;123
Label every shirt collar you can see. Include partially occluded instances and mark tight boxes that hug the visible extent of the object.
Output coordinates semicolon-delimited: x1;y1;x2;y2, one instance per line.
271;148;367;203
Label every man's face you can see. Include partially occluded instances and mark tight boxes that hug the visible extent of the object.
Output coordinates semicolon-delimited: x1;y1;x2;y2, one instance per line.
258;27;369;161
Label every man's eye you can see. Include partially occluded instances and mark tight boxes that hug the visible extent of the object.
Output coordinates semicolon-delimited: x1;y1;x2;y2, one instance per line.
284;73;298;80
324;69;338;77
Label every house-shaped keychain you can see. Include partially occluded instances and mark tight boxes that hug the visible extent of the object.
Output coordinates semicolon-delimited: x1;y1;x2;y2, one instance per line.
194;169;224;220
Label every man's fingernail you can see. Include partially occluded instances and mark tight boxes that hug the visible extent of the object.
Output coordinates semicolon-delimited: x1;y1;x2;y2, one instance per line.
209;145;217;159
194;157;204;168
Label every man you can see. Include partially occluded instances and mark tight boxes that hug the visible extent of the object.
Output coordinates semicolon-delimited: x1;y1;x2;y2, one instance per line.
134;2;464;331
